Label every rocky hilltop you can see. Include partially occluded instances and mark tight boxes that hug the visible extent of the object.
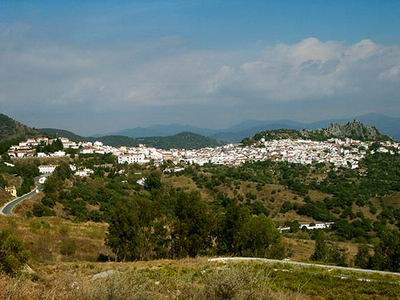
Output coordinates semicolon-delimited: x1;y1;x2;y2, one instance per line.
319;121;388;141
245;120;391;144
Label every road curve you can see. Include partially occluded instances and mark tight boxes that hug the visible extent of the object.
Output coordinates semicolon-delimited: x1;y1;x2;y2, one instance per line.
208;257;400;277
0;187;39;216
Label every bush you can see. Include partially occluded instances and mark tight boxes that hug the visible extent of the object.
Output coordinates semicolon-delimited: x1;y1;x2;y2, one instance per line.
60;238;77;256
310;231;347;266
0;230;30;275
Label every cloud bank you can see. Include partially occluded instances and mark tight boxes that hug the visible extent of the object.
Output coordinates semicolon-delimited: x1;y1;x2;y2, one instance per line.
0;33;399;132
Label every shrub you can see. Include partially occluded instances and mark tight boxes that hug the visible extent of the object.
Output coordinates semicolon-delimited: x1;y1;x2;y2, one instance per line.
60;238;77;257
0;230;30;275
311;231;347;266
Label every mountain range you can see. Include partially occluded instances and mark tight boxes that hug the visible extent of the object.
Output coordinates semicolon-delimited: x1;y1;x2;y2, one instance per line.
1;112;398;153
0;115;221;150
106;113;400;142
39;129;221;150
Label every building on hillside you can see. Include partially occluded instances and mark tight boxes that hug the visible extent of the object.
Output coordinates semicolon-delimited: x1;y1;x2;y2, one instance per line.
51;151;66;157
117;154;147;165
75;168;94;177
38;165;57;174
5;185;17;197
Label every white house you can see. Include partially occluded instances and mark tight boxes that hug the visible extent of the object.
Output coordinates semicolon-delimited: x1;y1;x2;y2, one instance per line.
118;154;147;165
38;165;57;174
75;168;94;177
51;151;66;157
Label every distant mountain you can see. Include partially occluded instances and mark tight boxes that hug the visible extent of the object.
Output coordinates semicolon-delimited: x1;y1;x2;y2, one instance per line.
356;113;400;140
136;132;221;149
40;128;85;142
214;113;400;142
109;124;217;138
244;120;391;144
99;113;400;143
94;132;221;149
212;120;306;143
41;129;221;149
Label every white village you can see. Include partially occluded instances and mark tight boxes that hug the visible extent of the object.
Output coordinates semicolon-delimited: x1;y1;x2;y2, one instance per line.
6;135;400;177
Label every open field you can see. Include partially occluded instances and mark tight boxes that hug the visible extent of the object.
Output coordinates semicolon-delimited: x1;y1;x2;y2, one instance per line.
1;258;400;299
0;216;110;263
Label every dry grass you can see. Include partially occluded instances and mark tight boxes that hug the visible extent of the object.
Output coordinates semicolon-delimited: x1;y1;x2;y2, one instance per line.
381;192;400;208
285;238;360;263
0;216;110;263
14;192;44;216
1;259;399;300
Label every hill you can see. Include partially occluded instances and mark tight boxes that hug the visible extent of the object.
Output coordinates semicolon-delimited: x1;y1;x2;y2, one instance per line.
0;114;39;142
42;128;221;149
136;132;221;149
40;128;86;142
215;113;400;142
0;113;40;154
94;113;400;143
245;120;391;144
110;123;218;138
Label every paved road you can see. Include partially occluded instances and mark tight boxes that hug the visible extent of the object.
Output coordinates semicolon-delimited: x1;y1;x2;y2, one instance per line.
208;257;400;277
0;175;48;216
0;188;39;215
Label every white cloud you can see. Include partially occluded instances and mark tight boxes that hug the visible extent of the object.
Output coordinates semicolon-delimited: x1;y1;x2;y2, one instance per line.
379;65;400;81
0;36;399;114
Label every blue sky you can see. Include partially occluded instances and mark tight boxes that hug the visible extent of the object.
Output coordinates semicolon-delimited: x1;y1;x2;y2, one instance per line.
1;1;400;134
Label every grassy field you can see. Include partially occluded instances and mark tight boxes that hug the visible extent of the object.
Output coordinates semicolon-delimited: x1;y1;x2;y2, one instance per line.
0;216;110;263
1;258;400;299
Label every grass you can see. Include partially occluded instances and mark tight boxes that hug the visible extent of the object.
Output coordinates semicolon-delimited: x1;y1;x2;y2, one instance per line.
0;216;110;263
1;259;399;299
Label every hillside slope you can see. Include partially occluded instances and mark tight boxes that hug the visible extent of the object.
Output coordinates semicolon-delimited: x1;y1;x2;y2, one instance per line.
0;114;41;154
214;113;400;142
41;128;221;149
245;121;391;143
0;114;39;142
40;128;85;142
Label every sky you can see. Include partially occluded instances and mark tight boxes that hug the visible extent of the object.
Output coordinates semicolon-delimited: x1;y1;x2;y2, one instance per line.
0;0;400;135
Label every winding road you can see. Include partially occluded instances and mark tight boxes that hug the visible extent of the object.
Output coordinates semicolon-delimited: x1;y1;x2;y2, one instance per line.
0;187;39;215
0;175;48;216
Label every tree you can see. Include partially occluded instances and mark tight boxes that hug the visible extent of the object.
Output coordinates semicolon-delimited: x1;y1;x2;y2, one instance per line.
32;203;54;217
0;175;7;189
311;231;347;266
355;244;371;269
0;230;30;275
217;201;250;254
106;196;153;261
288;220;300;233
53;162;72;180
171;191;216;258
370;229;400;272
144;170;162;191
236;214;285;258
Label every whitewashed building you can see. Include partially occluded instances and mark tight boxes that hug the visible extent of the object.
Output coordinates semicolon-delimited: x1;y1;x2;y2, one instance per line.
39;165;57;174
118;154;147;165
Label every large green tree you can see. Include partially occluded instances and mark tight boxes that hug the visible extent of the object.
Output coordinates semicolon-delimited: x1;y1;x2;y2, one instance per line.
236;214;285;258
